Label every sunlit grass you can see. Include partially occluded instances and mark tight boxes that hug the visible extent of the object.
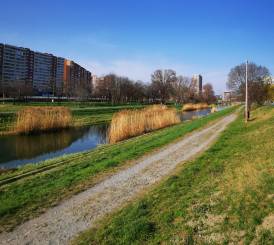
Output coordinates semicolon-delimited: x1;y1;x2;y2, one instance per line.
0;103;145;134
73;106;274;245
0;106;237;232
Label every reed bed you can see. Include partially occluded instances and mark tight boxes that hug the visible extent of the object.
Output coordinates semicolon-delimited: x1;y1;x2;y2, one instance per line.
211;105;218;113
15;107;72;134
108;105;180;143
182;103;209;111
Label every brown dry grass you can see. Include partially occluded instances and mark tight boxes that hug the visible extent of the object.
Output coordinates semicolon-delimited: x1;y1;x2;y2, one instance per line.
182;103;209;111
108;105;180;143
15;107;72;134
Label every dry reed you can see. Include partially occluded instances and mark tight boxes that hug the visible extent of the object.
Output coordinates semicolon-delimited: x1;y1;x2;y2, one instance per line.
15;107;72;134
211;105;218;113
108;105;180;143
182;103;209;111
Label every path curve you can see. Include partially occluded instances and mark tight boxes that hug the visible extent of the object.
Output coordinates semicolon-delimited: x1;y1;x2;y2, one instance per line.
0;113;237;245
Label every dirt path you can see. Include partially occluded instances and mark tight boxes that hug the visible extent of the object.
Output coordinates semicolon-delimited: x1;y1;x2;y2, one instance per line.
0;113;237;245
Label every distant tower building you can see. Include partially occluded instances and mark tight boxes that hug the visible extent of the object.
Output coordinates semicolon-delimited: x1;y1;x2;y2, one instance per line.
192;74;203;95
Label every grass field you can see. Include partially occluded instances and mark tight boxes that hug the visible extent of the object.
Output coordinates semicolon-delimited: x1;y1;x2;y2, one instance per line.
0;102;145;133
0;106;237;232
73;106;274;245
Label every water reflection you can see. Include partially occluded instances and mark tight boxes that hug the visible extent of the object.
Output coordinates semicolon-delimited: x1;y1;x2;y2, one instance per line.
180;108;212;121
0;106;227;169
0;125;107;169
180;106;226;121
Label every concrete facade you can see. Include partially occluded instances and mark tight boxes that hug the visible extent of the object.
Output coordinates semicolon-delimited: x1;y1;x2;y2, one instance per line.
0;43;91;97
0;44;33;95
192;74;203;95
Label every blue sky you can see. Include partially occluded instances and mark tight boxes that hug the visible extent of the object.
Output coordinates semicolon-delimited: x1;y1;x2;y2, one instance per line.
1;0;273;94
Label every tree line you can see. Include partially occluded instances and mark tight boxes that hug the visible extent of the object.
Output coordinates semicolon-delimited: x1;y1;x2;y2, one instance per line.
93;69;216;104
2;62;272;105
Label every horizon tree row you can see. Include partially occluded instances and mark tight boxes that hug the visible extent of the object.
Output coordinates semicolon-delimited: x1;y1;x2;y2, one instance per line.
93;69;216;104
3;62;272;104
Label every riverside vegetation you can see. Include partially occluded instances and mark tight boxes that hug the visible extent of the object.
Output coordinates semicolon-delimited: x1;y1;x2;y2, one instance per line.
15;107;72;134
182;103;210;111
0;102;213;135
73;106;274;245
108;105;180;143
0;102;144;134
0;106;237;232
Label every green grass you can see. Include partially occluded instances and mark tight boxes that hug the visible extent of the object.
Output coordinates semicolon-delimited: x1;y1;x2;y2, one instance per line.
72;105;144;126
73;106;274;245
0;112;15;132
0;107;237;232
0;102;145;133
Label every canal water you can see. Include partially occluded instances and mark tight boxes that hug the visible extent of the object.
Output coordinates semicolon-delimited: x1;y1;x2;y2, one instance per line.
0;125;107;169
180;108;212;121
0;107;224;169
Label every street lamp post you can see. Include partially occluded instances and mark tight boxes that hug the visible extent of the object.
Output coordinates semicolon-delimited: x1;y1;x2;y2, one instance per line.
245;60;249;122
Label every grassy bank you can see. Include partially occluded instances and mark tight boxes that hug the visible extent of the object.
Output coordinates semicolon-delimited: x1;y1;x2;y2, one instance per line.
0;103;145;134
74;106;274;245
0;107;237;232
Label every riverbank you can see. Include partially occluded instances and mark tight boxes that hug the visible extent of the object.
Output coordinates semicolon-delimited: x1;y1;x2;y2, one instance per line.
0;104;226;169
0;111;238;244
0;102;145;135
0;106;237;232
74;105;274;244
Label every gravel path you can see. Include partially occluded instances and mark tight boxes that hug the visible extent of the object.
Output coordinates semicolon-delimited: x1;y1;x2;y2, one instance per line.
0;114;236;245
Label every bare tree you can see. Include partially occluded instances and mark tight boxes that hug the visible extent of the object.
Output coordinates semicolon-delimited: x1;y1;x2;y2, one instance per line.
202;83;216;104
75;82;90;101
93;74;149;104
93;70;219;105
227;62;270;105
132;81;147;102
151;69;177;103
173;76;191;103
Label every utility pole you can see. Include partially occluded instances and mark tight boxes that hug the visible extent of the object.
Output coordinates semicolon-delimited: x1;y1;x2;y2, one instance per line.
245;60;249;122
162;69;165;104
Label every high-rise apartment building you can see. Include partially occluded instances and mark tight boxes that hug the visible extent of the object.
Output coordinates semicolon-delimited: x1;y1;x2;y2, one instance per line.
191;74;203;95
0;44;34;95
33;52;54;95
0;43;92;97
0;44;4;86
54;57;65;96
63;60;92;97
